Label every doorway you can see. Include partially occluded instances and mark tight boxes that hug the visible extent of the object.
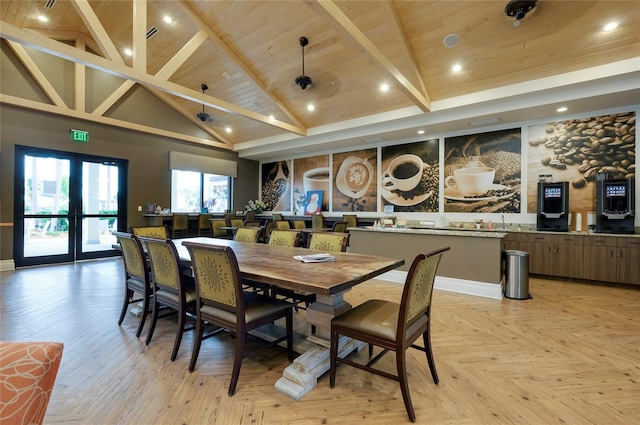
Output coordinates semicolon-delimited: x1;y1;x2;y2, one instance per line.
14;146;127;267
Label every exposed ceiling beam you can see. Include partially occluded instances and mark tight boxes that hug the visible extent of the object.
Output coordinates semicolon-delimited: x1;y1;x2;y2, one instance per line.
92;80;135;116
132;0;146;72
177;0;307;130
1;21;307;135
303;0;431;112
5;40;68;109
69;0;123;64
155;30;208;80
74;37;85;112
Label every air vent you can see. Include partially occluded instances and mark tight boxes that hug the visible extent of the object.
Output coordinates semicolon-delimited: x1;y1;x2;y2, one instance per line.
44;0;56;8
146;27;158;39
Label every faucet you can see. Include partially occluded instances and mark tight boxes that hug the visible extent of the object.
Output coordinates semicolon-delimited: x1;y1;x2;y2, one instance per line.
501;214;506;229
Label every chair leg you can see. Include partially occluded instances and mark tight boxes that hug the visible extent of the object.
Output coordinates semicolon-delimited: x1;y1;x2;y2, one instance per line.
188;318;205;373
423;326;439;384
396;350;416;423
145;299;159;345
228;331;246;396
118;288;133;326
329;325;338;388
170;309;186;361
135;293;149;338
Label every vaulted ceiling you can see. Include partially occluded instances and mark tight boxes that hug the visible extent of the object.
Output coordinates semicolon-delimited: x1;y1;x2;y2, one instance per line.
1;0;639;161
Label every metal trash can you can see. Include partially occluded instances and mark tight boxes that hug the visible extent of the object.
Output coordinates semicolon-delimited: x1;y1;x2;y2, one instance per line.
503;250;530;300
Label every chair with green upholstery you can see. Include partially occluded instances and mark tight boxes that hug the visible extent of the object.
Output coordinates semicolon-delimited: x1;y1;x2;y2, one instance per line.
139;237;197;361
131;225;168;239
183;242;294;396
230;218;245;228
234;227;260;243
292;220;307;230
329;246;450;423
171;213;190;238
268;229;302;247
210;219;228;238
274;220;291;230
197;213;213;236
308;232;349;252
272;213;283;220
342;214;357;229
243;220;262;228
114;232;152;337
331;221;348;233
311;214;324;229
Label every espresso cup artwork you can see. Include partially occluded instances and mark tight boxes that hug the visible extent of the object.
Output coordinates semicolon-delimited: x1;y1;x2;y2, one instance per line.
382;154;424;192
445;167;496;196
303;167;330;204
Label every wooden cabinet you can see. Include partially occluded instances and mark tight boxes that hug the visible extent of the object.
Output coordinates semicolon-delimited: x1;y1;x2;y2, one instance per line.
526;233;585;279
583;236;617;282
616;238;640;285
504;232;527;252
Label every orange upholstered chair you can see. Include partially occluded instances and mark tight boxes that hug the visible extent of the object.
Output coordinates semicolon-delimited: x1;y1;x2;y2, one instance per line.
0;341;64;425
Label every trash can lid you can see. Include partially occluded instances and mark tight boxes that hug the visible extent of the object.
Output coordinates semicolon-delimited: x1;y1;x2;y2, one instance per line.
504;250;528;256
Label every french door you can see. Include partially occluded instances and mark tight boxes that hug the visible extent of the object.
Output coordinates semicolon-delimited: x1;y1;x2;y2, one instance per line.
14;146;127;267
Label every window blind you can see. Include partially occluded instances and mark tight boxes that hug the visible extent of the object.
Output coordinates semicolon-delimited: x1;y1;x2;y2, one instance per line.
169;151;237;177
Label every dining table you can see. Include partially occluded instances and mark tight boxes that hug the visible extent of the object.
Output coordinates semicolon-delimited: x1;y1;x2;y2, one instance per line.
173;237;404;400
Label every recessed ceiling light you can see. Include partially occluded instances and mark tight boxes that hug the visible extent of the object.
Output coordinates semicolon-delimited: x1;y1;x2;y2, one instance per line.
163;16;173;24
37;15;48;22
269;115;275;122
225;127;232;133
557;106;568;112
603;22;618;32
417;130;425;135
452;64;462;73
124;48;133;56
380;83;389;92
307;104;315;111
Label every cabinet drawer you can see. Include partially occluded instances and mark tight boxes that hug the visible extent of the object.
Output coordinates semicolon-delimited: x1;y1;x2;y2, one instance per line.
551;234;584;245
586;235;617;247
527;233;553;243
617;237;640;249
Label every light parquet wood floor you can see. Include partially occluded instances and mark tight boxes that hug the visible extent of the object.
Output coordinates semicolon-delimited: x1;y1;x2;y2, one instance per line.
1;259;638;424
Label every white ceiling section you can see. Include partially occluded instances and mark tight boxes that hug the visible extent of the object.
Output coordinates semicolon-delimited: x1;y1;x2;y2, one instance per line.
1;0;639;161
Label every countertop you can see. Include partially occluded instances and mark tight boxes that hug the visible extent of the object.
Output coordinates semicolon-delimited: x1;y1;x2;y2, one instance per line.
350;226;640;239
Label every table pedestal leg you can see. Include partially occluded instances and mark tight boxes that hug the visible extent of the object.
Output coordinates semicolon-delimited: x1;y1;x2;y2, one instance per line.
275;291;363;400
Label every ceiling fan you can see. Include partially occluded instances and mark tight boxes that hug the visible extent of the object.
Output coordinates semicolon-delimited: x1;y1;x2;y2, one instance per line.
196;84;213;122
505;0;538;27
295;37;312;90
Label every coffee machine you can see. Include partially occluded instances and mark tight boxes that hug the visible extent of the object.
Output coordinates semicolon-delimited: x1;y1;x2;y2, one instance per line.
595;174;635;234
537;181;570;232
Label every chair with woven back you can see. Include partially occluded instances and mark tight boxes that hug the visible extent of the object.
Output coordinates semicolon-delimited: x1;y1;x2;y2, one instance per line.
197;213;213;236
171;213;190;238
114;232;153;337
139;237;197;361
210;219;228;238
131;225;168;239
267;229;302;247
234;227;261;243
329;246;450;423
274;220;291;230
331;221;348;233
182;242;294;396
311;214;324;229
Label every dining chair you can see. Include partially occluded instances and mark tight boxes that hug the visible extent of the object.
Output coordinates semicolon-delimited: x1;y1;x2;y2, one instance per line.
307;232;350;252
243;220;262;228
342;214;357;229
171;213;190;238
197;213;213;236
114;232;152;337
139;237;197;361
274;220;291;230
262;220;275;243
311;214;324;229
268;229;302;247
210;219;228;238
292;219;307;230
224;212;235;226
272;213;283;220
234;227;260;243
244;211;255;221
131;225;168;239
331;221;348;233
230;218;245;228
182;242;294;396
329;246;450;423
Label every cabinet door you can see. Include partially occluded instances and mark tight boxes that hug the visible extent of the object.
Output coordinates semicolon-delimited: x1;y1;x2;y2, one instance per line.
528;241;554;275
617;239;640;285
504;233;527;252
583;237;617;283
554;235;585;279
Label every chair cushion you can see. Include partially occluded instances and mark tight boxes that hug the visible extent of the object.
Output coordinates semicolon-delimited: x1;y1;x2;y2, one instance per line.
332;299;427;342
0;342;64;425
155;287;197;305
200;292;291;325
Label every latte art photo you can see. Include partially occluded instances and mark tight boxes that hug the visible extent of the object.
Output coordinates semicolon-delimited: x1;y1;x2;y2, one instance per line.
347;163;369;191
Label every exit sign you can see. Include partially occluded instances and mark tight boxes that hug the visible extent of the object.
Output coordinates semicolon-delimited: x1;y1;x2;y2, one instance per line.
70;129;89;142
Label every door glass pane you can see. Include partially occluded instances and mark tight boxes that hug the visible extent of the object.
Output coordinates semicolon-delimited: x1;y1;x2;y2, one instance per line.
24;156;70;215
81;217;117;253
23;217;70;257
81;162;119;253
203;174;229;213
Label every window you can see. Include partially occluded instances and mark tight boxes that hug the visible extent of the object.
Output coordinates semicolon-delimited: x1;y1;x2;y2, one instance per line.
171;170;230;213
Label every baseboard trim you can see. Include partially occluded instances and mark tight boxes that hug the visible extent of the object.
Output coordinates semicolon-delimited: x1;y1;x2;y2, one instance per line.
375;270;504;299
0;259;16;271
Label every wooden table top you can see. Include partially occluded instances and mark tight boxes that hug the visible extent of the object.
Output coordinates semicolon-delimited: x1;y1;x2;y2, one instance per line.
174;237;404;296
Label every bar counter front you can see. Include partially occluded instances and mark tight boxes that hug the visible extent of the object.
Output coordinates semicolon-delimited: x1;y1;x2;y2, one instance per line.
348;227;507;299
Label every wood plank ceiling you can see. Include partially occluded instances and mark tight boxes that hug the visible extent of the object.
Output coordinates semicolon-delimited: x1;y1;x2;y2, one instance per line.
1;0;639;158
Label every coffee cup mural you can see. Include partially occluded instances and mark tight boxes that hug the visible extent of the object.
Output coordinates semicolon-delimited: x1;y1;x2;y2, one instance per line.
445;167;496;196
303;167;330;209
382;154;424;192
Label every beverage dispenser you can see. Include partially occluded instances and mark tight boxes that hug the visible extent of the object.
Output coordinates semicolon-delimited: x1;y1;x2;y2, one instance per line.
537;181;570;232
595;175;635;234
